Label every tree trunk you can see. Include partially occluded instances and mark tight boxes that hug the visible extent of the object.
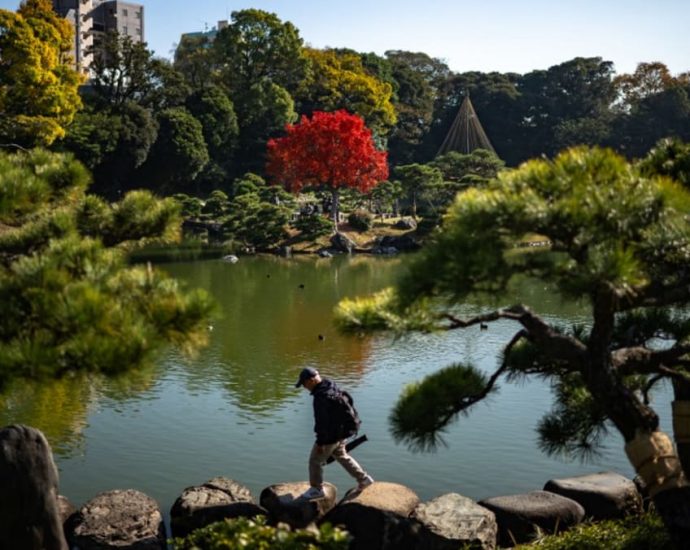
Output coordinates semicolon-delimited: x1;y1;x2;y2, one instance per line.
625;429;690;547
582;365;690;545
411;192;417;219
331;188;340;233
672;379;690;478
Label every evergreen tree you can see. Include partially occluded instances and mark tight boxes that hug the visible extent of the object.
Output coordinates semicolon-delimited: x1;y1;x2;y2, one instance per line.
0;149;214;388
336;146;690;545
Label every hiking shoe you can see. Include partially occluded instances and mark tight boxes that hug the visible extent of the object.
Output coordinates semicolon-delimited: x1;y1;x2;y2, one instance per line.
358;475;374;491
299;486;326;500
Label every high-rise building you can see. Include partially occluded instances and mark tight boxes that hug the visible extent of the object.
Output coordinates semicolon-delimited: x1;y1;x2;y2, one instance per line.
52;0;95;75
52;0;144;75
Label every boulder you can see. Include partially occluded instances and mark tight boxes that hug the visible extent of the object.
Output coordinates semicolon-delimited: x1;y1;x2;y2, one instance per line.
170;477;266;538
372;246;399;255
395;217;418;230
222;254;239;263
58;495;78;542
378;234;421;251
543;471;642;520
411;493;497;549
259;482;337;529
323;481;420;549
330;232;357;254
317;249;333;258
0;424;67;550
479;490;584;547
67;489;165;549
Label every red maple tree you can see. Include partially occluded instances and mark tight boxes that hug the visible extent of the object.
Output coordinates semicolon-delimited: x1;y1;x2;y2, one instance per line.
266;110;389;230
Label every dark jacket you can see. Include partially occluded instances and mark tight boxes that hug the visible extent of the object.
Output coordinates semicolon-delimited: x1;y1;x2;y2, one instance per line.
311;378;345;445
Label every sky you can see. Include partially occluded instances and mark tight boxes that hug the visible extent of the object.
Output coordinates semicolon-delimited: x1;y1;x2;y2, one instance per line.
3;0;689;76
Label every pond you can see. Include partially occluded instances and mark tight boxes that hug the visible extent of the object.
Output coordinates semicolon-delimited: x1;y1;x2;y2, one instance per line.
0;254;674;515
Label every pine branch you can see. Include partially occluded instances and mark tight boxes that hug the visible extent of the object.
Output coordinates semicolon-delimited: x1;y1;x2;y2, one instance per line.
613;344;690;375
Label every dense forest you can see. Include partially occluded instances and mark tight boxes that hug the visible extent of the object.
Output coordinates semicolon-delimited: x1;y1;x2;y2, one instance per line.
4;6;687;199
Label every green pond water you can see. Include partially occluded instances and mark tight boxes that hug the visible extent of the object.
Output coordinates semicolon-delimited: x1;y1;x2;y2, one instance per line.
0;254;673;516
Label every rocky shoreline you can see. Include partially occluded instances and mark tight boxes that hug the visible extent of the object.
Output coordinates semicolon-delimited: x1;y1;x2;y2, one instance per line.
2;425;646;549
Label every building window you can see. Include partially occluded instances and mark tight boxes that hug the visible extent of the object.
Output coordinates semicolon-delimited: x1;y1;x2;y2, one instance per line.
136;28;141;36
123;8;128;16
135;11;141;19
122;26;128;35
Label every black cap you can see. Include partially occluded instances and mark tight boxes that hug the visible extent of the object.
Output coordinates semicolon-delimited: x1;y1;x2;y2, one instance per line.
295;367;319;388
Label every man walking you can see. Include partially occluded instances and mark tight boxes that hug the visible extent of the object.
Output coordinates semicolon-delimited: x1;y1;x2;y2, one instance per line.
295;367;374;500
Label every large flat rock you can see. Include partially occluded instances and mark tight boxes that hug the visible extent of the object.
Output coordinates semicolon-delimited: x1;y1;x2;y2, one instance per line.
543;471;642;520
411;493;497;549
479;490;584;546
324;481;420;549
170;476;266;538
260;481;337;529
68;489;165;549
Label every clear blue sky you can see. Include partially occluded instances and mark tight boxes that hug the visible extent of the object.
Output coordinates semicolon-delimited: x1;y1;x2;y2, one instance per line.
3;0;689;75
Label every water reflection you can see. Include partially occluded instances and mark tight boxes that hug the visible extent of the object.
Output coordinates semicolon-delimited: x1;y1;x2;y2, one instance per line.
165;256;402;414
0;256;595;464
0;364;160;459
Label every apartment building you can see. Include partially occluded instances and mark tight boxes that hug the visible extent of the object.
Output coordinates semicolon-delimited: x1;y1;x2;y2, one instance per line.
52;0;145;75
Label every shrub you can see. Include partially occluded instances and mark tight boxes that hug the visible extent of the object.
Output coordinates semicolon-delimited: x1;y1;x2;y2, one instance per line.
513;512;670;550
414;214;442;236
172;193;203;218
201;190;229;218
293;214;333;238
347;209;373;231
173;516;350;549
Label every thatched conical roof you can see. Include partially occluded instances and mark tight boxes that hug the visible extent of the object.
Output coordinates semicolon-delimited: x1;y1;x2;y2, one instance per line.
436;96;495;156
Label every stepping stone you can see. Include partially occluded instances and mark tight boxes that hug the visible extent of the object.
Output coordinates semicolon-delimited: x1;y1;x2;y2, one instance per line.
479;490;584;546
170;476;266;538
259;481;337;529
411;493;497;549
67;489;165;549
543;471;642;520
324;481;420;549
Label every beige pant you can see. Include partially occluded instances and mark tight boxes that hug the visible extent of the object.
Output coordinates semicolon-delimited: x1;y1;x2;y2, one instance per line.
309;440;367;488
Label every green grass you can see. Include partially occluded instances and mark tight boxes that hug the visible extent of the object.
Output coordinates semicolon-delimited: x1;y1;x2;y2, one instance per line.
514;512;671;549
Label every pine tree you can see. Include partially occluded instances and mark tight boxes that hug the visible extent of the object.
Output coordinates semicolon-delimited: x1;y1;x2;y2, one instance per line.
336;146;690;545
0;149;214;388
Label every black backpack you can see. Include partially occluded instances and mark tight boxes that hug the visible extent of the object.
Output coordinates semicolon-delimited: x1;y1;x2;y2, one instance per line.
329;389;361;440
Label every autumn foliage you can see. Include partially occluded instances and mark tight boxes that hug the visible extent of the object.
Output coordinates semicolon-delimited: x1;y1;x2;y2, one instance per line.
266;110;388;195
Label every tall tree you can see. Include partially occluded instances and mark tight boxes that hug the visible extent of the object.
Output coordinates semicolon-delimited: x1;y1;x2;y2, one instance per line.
174;34;216;90
266;110;388;229
297;48;397;137
394;163;443;219
337;146;690;545
614;62;679;109
89;32;188;111
213;9;307;97
0;149;214;388
185;85;239;190
60;102;158;198
0;0;82;146
518;57;617;158
137;107;209;194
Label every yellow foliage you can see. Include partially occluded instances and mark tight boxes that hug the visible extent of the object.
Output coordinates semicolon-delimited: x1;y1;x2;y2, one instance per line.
0;1;83;146
301;48;397;134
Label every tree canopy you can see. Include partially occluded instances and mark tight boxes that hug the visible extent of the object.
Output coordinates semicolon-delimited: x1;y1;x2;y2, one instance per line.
266;110;388;226
0;0;82;147
297;48;397;137
0;149;214;388
336;145;690;543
